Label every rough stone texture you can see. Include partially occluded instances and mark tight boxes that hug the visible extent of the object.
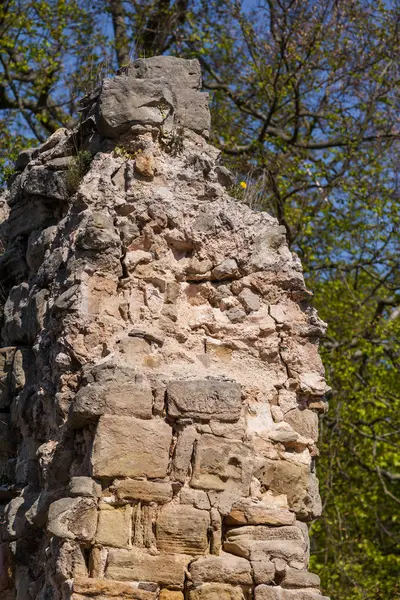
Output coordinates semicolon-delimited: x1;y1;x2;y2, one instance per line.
0;56;329;599
91;415;172;478
166;379;242;421
156;504;210;554
106;548;190;586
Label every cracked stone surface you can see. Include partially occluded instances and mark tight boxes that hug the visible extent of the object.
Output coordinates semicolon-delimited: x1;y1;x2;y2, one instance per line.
0;56;330;600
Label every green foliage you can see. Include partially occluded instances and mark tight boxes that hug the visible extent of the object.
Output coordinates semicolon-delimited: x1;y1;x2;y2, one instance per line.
66;150;92;194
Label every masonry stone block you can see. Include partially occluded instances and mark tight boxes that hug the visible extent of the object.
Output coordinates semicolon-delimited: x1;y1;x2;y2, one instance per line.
91;415;172;478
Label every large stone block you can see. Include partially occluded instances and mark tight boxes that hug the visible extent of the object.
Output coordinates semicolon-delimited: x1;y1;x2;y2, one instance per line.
128;56;202;90
95;504;131;548
189;553;252;586
281;567;320;588
91;415;172;478
115;479;173;503
224;538;305;565
70;373;153;427
257;460;322;520
255;586;283;600
47;497;97;542
282;592;329;600
225;526;304;545
166;379;241;421
73;576;156;599
105;548;190;587
189;584;245;600
156;504;209;554
96;77;174;138
191;434;252;494
284;409;318;441
225;499;295;526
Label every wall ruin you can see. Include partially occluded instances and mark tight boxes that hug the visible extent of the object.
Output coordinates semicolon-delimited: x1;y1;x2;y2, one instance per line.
0;56;330;600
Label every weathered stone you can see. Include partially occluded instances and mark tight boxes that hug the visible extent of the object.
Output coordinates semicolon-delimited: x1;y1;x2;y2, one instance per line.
282;592;329;600
0;347;15;409
105;548;190;587
225;499;295;526
212;259;239;280
96;504;131;548
224;538;305;565
70;373;153;426
255;585;283;600
91;415;172;478
0;56;329;598
47;497;97;542
115;479;173;503
284;409;318;441
238;288;260;313
191;434;253;494
166;379;241;421
171;425;197;482
252;560;275;585
69;477;101;498
128;56;202;90
257;460;322;520
96;77;174;138
15;148;36;171
225;526;304;545
156;504;210;554
189;584;245;600
180;488;210;510
189;553;252;586
20;166;69;200
135;153;155;178
160;590;184;600
281;568;320;589
73;576;157;599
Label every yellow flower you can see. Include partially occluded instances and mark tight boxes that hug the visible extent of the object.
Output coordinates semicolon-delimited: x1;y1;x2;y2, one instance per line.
240;181;247;189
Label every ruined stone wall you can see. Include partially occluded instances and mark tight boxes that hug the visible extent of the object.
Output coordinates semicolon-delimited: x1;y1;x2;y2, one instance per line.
0;57;330;600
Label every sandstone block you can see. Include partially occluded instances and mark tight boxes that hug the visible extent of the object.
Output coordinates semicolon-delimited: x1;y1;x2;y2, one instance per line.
281;568;320;589
96;504;131;547
255;585;283;600
166;379;241;421
171;425;197;482
180;488;210;510
129;56;202;90
71;373;153;427
189;583;245;600
284;409;318;441
282;592;329;600
160;591;184;600
257;460;322;521
225;526;304;545
115;479;173;503
189;553;252;586
156;503;209;554
191;434;252;494
225;499;295;526
224;538;305;565
69;477;101;498
47;497;97;542
105;548;190;587
73;576;156;598
252;560;275;585
91;415;172;479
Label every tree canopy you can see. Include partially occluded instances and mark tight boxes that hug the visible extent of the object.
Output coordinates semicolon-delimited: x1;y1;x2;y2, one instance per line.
1;1;399;598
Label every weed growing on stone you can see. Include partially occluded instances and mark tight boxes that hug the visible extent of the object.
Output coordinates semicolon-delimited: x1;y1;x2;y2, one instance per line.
66;150;92;194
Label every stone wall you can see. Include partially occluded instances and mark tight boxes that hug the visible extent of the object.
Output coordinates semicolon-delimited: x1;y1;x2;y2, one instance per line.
0;57;330;600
